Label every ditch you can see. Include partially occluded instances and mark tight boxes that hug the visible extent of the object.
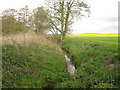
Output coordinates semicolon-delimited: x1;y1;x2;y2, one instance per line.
64;55;76;75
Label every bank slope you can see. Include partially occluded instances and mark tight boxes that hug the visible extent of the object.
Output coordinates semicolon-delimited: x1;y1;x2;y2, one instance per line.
2;34;71;88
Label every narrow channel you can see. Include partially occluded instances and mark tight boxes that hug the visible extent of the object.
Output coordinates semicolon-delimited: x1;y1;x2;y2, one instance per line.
65;55;76;74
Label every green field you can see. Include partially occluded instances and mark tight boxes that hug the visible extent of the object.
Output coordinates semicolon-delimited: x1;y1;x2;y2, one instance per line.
2;35;120;88
62;37;119;88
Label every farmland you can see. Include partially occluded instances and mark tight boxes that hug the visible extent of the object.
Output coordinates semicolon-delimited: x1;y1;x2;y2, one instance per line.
66;33;119;37
62;36;119;88
2;33;119;88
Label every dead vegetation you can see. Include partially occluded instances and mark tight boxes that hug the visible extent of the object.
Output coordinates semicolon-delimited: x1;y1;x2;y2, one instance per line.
2;33;63;53
104;59;117;68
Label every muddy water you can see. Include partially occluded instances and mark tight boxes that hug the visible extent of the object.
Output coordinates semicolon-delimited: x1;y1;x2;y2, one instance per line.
65;55;75;74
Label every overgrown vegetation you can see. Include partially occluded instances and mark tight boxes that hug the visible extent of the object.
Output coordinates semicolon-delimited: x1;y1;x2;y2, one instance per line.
2;34;73;88
2;34;119;88
1;0;119;88
62;37;119;88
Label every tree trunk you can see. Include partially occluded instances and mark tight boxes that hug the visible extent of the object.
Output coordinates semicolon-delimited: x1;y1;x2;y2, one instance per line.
64;2;71;35
60;1;65;44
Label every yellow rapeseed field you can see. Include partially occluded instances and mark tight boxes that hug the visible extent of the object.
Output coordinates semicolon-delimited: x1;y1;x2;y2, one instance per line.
66;33;120;37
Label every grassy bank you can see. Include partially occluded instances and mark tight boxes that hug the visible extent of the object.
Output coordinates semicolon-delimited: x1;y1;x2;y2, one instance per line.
2;34;72;88
62;37;119;88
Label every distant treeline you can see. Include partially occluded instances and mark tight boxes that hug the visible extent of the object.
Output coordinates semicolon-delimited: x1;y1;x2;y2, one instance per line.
1;6;51;35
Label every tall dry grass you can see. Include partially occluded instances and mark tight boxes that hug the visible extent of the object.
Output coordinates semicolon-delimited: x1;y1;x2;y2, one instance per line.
2;33;63;53
3;33;46;44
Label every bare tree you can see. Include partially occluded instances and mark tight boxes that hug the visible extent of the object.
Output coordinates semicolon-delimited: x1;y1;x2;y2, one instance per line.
45;0;90;43
19;5;30;24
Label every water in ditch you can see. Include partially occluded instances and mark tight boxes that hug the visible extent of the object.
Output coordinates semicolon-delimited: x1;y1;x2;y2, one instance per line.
65;55;76;74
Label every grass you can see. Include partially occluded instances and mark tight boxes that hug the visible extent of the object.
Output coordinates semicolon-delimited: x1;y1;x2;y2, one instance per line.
2;34;73;88
2;33;120;88
62;36;119;88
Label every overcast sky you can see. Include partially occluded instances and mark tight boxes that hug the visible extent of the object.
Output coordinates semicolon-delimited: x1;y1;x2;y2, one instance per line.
0;0;119;34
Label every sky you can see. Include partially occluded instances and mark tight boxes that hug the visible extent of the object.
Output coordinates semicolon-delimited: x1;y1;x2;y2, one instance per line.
0;0;119;34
